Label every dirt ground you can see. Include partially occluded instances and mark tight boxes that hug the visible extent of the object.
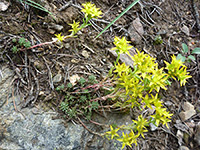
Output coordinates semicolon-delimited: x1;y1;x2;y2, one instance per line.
0;0;200;149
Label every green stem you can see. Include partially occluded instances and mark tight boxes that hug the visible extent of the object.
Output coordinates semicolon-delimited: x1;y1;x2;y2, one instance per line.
115;54;120;64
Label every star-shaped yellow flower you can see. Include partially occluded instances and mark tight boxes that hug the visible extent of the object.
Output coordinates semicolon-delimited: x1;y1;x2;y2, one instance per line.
106;125;119;139
55;33;64;42
69;21;80;35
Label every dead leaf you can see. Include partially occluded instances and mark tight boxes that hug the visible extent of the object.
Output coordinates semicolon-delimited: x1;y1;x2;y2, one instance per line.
181;25;190;36
82;50;90;58
69;74;80;86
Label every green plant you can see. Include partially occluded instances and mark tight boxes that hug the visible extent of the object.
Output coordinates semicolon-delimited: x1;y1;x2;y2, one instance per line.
12;37;31;53
56;84;65;91
67;83;73;89
12;46;18;53
177;43;200;62
88;75;98;84
153;35;163;45
23;2;102;51
12;38;17;43
58;74;107;120
79;77;86;87
103;37;191;149
14;2;192;148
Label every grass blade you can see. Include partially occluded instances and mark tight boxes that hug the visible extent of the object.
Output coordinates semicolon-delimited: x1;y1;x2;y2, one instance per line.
19;0;55;19
95;0;140;39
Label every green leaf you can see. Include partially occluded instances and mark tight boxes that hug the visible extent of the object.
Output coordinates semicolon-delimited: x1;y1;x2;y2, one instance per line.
56;84;65;91
188;55;196;61
177;54;186;62
182;43;188;53
12;38;17;43
95;0;140;39
192;47;200;54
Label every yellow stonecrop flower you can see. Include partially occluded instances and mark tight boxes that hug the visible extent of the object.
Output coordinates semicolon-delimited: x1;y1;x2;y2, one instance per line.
117;132;132;149
81;2;102;19
114;62;130;77
147;67;169;92
177;67;192;86
141;94;153;109
131;49;157;76
165;55;184;74
151;94;163;108
106;125;119;139
69;21;80;35
128;130;138;146
106;37;191;150
133;115;148;138
165;55;192;86
151;106;173;128
117;73;141;95
55;33;64;42
112;36;132;55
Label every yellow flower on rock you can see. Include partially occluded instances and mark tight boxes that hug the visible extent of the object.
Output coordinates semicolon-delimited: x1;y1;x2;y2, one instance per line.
132;115;148;138
81;2;102;19
106;125;119;139
117;132;132;149
128;130;138;146
55;33;64;42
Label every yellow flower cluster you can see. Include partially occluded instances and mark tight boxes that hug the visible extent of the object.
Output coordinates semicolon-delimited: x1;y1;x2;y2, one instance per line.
55;2;102;40
68;21;80;35
105;36;192;149
81;2;102;19
112;36;132;55
165;55;192;86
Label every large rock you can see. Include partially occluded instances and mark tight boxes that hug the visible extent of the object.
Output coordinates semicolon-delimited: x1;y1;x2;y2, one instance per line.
0;65;131;150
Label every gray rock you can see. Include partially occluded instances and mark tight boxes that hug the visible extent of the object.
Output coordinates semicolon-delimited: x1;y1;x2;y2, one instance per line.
0;65;14;107
176;130;183;146
179;102;196;121
179;110;196;122
0;1;9;12
149;122;158;131
108;48;136;68
182;101;195;111
128;17;144;45
0;66;125;150
49;23;64;32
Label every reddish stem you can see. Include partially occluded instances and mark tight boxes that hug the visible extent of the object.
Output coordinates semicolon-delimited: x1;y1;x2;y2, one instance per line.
20;41;54;51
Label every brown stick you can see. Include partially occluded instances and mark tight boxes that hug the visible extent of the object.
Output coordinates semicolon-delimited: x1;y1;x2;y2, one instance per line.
77;117;102;136
191;0;200;31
